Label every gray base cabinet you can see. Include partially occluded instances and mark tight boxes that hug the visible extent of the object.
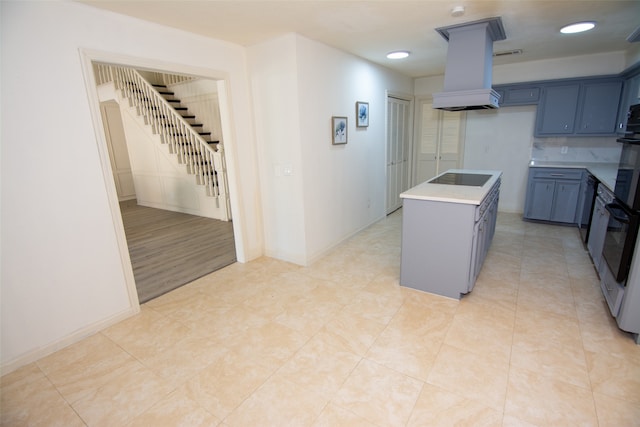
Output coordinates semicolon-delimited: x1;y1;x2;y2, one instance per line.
400;181;500;300
524;168;583;224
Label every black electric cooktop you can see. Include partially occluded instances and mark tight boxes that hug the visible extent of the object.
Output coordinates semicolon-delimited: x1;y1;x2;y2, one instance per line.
429;172;492;187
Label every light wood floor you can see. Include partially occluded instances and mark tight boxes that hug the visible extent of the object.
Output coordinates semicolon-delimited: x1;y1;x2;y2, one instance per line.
119;200;236;303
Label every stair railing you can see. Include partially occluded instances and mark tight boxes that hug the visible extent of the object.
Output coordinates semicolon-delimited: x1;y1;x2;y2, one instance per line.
94;64;227;203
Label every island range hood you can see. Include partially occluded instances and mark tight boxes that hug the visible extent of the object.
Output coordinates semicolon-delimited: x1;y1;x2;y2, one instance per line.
433;17;506;111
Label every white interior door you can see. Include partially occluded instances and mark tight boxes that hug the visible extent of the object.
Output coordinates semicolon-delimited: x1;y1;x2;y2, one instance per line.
386;96;411;214
415;100;464;183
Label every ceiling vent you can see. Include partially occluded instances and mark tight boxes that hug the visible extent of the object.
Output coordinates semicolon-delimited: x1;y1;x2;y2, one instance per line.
628;26;640;43
494;49;522;57
433;17;506;111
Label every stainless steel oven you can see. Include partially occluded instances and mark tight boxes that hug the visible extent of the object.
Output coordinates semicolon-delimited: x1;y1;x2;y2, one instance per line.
603;104;640;284
599;104;640;333
603;201;640;283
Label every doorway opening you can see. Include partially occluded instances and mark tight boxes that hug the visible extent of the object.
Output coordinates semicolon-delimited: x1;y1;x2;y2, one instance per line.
386;94;413;214
91;61;238;303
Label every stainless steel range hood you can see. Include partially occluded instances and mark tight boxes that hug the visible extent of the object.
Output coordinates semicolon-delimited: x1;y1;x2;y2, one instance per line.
433;17;506;111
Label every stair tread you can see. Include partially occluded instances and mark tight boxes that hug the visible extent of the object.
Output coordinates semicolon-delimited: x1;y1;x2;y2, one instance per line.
164;123;203;128
175;140;219;144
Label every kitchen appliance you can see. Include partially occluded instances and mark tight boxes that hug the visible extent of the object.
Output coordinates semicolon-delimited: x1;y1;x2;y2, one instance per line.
603;105;640;283
599;105;640;338
616;103;640;142
603;201;639;283
588;183;613;273
578;173;599;244
429;172;492;186
432;17;505;111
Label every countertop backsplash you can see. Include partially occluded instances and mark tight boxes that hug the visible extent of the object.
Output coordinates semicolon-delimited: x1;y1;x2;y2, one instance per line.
530;136;622;164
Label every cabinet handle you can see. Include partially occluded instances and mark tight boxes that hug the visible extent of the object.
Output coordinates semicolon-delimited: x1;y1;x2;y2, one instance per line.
550;174;564;177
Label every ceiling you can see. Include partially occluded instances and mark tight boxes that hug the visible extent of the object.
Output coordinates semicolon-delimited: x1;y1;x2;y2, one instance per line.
80;0;640;78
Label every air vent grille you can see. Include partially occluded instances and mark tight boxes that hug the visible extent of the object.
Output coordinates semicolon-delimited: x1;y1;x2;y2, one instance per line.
493;49;523;57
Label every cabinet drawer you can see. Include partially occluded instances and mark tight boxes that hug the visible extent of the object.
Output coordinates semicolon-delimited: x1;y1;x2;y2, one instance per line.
531;168;583;180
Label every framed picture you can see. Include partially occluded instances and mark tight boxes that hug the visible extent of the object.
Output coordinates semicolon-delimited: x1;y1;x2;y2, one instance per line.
356;101;369;127
332;116;348;145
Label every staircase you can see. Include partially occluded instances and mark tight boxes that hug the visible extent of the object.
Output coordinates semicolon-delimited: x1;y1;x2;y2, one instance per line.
94;64;231;221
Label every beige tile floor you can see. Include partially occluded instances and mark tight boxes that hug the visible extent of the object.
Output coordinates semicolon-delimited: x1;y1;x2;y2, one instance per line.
3;211;640;426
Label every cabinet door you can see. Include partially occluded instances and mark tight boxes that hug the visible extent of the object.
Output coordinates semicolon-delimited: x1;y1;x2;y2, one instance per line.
550;180;581;223
617;74;640;134
525;179;555;220
535;84;580;135
502;87;540;105
577;81;623;134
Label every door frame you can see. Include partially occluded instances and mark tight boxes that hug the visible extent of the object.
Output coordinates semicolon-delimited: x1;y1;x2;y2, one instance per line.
79;48;244;309
385;91;415;214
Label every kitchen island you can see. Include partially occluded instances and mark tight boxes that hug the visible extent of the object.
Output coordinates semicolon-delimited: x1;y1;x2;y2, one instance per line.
400;169;502;299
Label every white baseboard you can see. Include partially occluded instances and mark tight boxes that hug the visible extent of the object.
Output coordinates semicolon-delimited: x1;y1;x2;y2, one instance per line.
1;306;140;376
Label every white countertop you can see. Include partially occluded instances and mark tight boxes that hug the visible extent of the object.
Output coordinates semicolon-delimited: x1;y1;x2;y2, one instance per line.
400;169;502;205
528;160;618;191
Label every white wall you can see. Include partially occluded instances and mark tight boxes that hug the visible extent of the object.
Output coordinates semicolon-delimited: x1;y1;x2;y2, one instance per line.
463;106;537;213
248;35;307;264
296;36;413;262
0;1;261;370
415;51;629;94
249;34;413;265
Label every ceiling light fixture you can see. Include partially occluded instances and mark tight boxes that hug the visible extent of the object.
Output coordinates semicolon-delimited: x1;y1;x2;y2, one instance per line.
386;51;410;59
560;21;596;34
451;6;465;17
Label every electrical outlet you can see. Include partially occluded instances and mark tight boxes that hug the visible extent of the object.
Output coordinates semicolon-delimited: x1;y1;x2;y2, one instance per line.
561;146;568;154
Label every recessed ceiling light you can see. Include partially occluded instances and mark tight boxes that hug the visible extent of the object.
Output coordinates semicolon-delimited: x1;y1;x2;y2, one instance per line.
386;51;410;59
560;21;596;34
451;6;465;17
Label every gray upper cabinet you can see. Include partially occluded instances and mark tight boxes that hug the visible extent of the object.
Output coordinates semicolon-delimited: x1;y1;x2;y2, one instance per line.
618;70;640;134
496;86;540;106
535;84;581;136
576;81;622;135
495;76;623;137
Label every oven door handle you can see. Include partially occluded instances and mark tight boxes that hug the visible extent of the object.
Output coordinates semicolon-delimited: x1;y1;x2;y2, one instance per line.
605;203;631;224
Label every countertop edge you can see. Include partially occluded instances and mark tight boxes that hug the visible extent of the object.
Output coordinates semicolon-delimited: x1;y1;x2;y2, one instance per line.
528;161;618;191
400;170;502;205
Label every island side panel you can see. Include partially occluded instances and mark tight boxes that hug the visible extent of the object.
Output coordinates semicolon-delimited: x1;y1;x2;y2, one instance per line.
400;198;476;299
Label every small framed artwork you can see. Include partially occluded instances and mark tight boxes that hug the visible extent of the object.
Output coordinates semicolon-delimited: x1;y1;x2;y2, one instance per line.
332;116;348;145
356;101;369;127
